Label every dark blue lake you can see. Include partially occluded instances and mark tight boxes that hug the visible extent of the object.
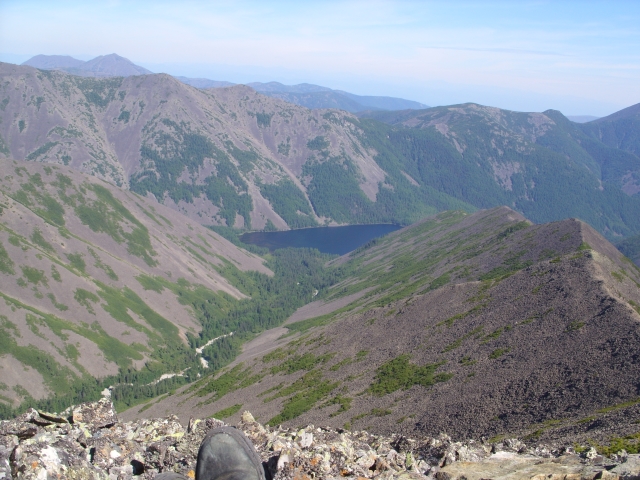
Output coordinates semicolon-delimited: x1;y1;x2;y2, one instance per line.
240;224;402;255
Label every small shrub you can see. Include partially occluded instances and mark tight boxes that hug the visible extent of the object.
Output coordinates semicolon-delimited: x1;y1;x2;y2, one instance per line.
66;253;86;273
459;356;477;366
329;358;352;371
566;320;585;332
355;350;368;361
50;265;62;282
482;327;503;344
30;228;54;252
577;242;592;252
0;241;15;274
211;404;243;419
74;288;99;314
369;355;452;396
21;266;47;286
489;348;510;359
307;136;329;151
326;395;352;416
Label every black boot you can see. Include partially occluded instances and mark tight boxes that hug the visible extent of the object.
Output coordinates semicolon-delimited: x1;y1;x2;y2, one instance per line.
196;426;266;480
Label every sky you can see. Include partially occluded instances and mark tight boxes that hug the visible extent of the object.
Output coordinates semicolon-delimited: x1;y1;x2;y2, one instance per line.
0;0;639;117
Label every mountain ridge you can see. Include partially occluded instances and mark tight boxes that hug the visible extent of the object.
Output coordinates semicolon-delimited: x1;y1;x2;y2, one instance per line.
121;206;640;446
21;54;428;112
2;63;640;242
23;53;151;77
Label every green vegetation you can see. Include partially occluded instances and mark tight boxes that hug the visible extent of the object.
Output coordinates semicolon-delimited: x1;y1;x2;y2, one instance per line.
592;432;640;455
442;326;484;352
66;253;86;273
617;234;640;267
577;242;592;252
0;241;15;274
369;354;452;396
482;327;503;343
46;293;68;311
596;398;640;414
88;247;118;280
479;257;533;281
269;352;334;375
285;312;336;334
212;404;243;419
459;356;477;366
34;195;65;226
21;266;47;286
258;179;317;228
74;76;123;108
266;370;339;425
30;228;54;252
130;120;252;228
307;136;329;150
438;304;486;328
325;394;352;416
75;184;157;266
497;222;530;240
329;357;352;371
26;142;60;161
566;320;586;331
0;291;190;416
489;348;510;359
192;364;260;401
256;112;273;128
611;271;624;282
355;350;369;361
358;108;640;238
118;110;130;123
74;288;99;314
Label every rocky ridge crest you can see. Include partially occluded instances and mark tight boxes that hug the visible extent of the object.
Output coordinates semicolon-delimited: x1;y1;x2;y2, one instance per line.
3;397;640;480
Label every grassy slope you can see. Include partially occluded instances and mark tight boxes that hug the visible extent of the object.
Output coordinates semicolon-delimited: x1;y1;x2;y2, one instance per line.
0;159;273;410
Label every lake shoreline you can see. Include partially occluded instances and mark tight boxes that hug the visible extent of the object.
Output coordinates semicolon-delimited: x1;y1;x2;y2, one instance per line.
240;223;403;255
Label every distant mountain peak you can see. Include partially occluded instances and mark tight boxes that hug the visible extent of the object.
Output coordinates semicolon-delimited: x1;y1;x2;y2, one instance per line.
79;53;151;77
22;54;85;70
21;53;151;77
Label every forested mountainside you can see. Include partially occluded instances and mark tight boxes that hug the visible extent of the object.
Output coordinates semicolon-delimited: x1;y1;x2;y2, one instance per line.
358;104;640;237
127;207;640;445
0;62;469;230
0;159;343;415
579;102;640;157
2;63;640;240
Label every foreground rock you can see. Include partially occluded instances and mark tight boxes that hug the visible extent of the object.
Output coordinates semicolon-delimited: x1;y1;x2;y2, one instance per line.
1;398;639;479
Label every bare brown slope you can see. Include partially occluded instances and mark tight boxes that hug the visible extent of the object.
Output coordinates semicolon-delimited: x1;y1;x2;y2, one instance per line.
123;208;640;445
0;159;269;404
0;63;385;229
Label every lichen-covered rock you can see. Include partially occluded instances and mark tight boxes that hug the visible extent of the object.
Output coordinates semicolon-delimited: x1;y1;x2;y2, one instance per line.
0;397;639;479
72;397;118;431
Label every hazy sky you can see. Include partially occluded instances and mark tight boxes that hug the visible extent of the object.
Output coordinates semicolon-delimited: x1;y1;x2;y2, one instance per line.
1;0;638;116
